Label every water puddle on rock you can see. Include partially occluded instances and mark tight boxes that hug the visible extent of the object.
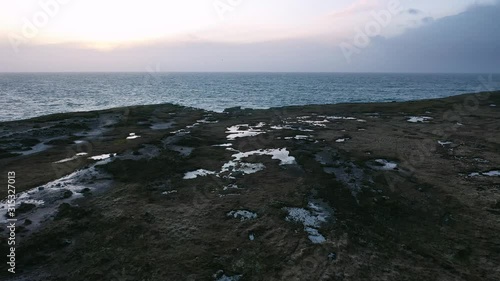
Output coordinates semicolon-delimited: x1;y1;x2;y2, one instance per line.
335;138;349;143
88;153;117;160
438;140;453;146
315;149;372;200
283;201;332;244
226;210;258;221
284;135;313;140
183;148;296;180
367;159;398;171
225;124;265;140
468;170;500;177
126;133;141;140
16;142;53;156
0;157;115;234
407;116;433;123
183;169;217;179
213;271;242;281
150;121;175;130
53;152;88;163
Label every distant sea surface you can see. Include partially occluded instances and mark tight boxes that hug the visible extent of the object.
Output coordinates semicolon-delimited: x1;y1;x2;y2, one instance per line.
0;72;498;121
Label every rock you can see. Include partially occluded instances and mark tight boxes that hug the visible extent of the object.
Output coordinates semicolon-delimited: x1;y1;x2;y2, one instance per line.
61;189;73;199
142;212;155;223
17;203;36;214
78;187;91;194
440;212;455;226
55;203;90;220
223;106;242;113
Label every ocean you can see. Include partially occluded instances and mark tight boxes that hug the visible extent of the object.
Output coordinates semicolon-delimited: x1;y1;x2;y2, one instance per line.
0;72;498;121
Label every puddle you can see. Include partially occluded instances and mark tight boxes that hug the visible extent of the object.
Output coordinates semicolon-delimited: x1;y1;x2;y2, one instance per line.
469;170;500;177
335;138;349;143
183;169;216;179
227;210;257;221
186;123;200;129
226;124;265;140
213;143;233;147
16;142;52;156
320;151;367;198
170;128;190;135
221;161;266;175
162;190;177;195
88;153;116;160
490;104;497;107
483;170;500;176
223;184;239;191
297;117;329;127
270;124;314;132
270;125;291;130
367;159;398;171
184;148;295;180
407;116;433;123
150;121;175;130
231;148;296;165
473;158;489;163
327;116;356;120
438;141;452;146
0;157;114;233
196;119;218;124
283;201;331;244
53;152;88;163
315;150;335;166
249;233;255;241
126;133;141;140
326;116;357;121
213;271;242;281
162;129;194;157
284;135;313;140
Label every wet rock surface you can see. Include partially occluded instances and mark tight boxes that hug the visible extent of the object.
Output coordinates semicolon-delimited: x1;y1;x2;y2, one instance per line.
0;92;500;280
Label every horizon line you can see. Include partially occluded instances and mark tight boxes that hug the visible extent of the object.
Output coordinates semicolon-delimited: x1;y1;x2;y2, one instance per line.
1;71;499;75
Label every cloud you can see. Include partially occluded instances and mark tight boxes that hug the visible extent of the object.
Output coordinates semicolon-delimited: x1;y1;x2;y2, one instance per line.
1;1;499;73
421;17;434;24
407;8;421;15
349;3;500;73
328;0;383;18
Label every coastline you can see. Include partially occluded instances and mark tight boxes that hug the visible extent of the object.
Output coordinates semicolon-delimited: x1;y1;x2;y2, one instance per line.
1;91;499;280
2;72;496;122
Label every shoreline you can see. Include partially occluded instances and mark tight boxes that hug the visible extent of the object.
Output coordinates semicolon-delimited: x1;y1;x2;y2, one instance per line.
1;90;494;124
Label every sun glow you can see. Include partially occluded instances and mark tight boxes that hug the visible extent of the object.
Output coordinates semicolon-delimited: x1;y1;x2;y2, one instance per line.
2;0;222;48
0;0;494;52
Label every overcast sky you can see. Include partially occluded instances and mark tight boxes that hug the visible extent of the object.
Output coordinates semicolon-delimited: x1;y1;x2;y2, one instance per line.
0;0;499;72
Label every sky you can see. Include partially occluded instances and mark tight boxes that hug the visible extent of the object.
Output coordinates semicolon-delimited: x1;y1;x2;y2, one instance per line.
0;0;499;72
